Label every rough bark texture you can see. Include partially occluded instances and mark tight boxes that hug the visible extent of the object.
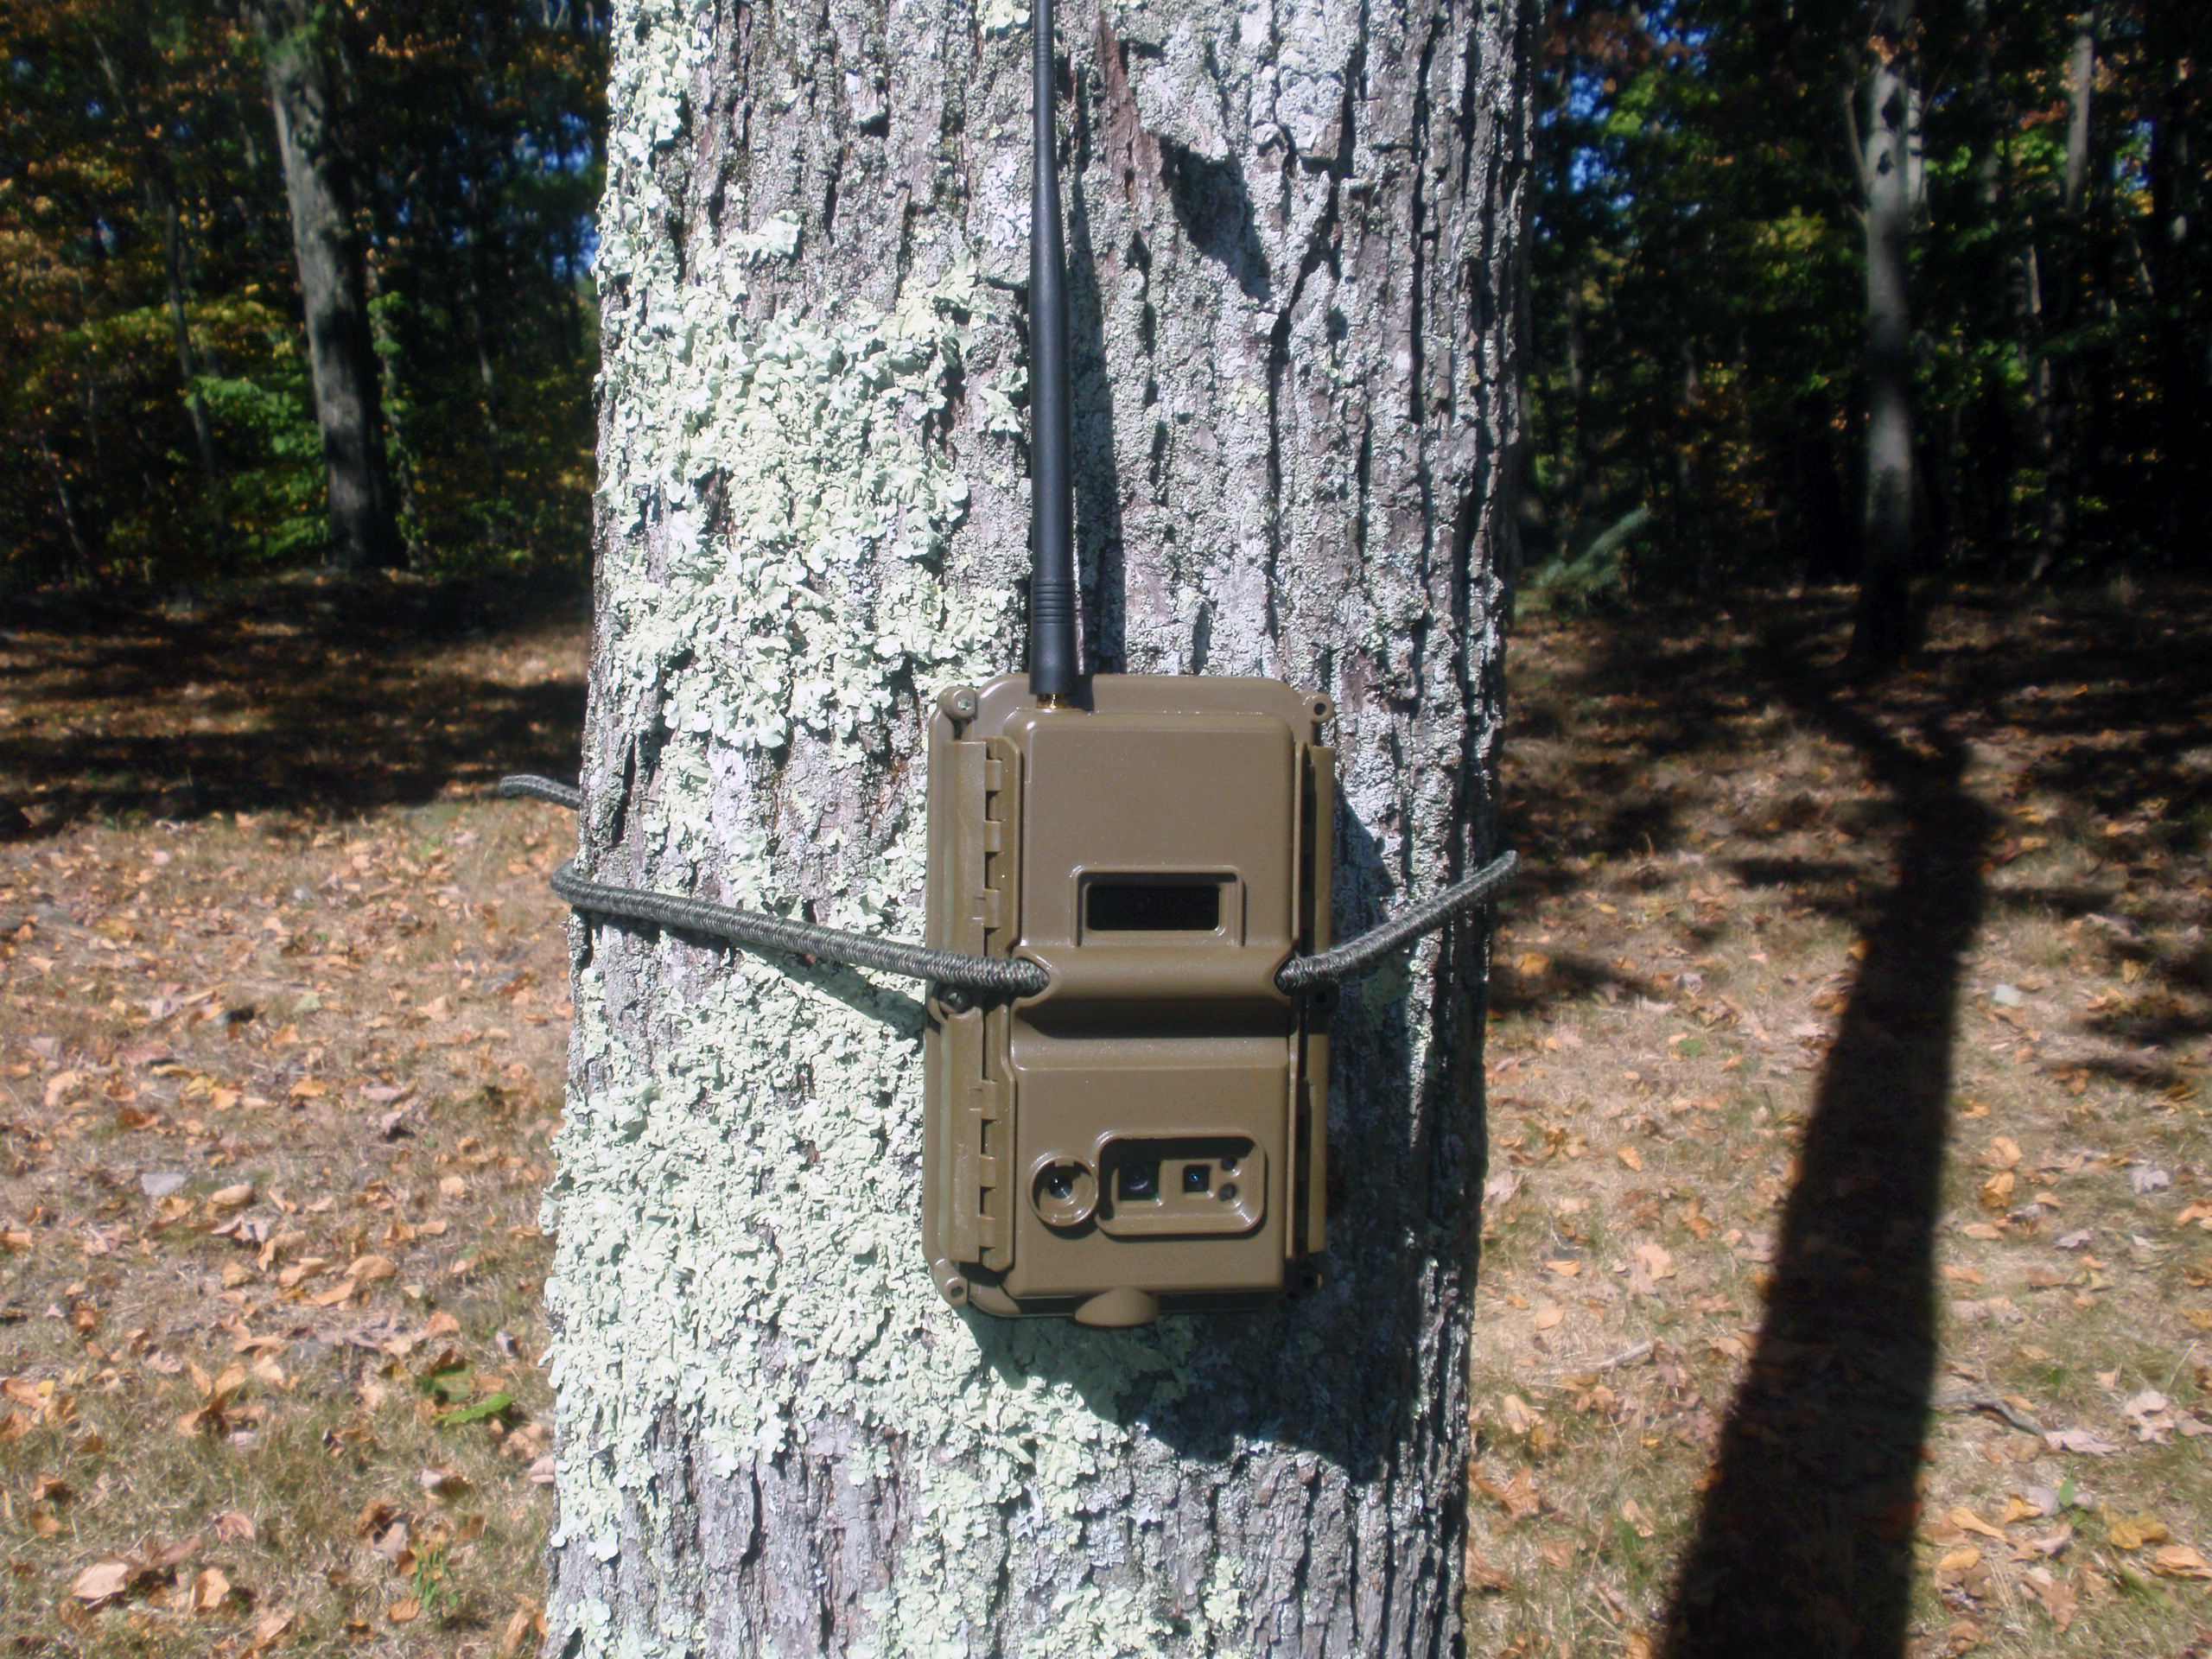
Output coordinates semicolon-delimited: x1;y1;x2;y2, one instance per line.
548;0;1525;1650
253;0;404;573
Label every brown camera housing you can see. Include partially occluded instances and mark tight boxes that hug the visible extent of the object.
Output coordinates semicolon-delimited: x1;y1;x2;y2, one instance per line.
923;675;1335;1326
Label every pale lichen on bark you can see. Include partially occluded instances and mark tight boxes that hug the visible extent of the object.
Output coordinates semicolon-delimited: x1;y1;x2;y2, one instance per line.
549;0;1526;1650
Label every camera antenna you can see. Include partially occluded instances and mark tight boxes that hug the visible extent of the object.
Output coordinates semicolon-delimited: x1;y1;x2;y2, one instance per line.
1027;0;1077;702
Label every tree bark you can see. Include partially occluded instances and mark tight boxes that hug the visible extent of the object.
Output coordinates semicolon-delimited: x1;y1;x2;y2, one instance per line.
548;0;1525;1650
1851;0;1915;667
251;0;404;573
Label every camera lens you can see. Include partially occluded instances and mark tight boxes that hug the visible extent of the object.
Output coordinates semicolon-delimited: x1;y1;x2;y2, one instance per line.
1121;1162;1160;1200
1182;1164;1210;1193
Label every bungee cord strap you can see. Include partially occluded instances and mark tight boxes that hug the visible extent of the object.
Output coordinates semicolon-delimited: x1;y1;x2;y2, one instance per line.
500;774;1516;997
1274;850;1519;991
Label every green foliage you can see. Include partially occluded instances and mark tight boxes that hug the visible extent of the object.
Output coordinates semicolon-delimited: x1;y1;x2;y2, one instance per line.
1528;1;2211;595
0;0;605;590
441;1391;517;1427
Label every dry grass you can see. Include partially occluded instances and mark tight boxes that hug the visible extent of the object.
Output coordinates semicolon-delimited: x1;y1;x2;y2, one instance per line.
1468;587;2212;1657
0;575;583;1656
5;575;2210;1656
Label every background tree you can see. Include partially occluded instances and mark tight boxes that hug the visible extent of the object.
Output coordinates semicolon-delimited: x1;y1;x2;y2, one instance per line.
1523;0;2210;622
0;0;605;588
545;0;1525;1648
1851;0;1918;664
247;0;404;572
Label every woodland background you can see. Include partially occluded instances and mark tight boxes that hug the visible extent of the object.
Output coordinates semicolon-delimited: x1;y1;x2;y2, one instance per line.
3;1;2205;616
1;1;605;589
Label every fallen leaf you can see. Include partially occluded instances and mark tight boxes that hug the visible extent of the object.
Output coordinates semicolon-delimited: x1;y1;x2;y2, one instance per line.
1497;1395;1541;1436
1629;1243;1676;1295
2132;1166;2173;1195
1532;1305;1565;1331
2044;1427;2120;1455
1980;1170;2016;1210
208;1183;255;1210
1476;1466;1543;1521
192;1566;231;1615
1984;1136;2022;1169
2011;1523;2073;1561
1621;1497;1655;1539
2021;1566;2076;1630
71;1560;132;1605
347;1253;398;1286
245;1609;294;1656
1465;1547;1513;1594
389;1596;423;1624
2149;1543;2212;1580
150;1533;203;1570
2123;1389;2177;1443
1948;1507;2005;1541
1941;1618;1981;1656
2054;1229;2093;1249
213;1510;257;1544
1617;1146;1643;1172
2105;1510;2171;1551
419;1466;469;1499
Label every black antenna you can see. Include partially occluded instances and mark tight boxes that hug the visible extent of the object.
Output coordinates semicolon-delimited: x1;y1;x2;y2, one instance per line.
1027;0;1077;701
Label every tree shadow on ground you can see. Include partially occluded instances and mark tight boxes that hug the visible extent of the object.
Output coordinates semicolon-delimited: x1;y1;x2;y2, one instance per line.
0;574;588;830
1659;667;1993;1658
1497;585;2212;1653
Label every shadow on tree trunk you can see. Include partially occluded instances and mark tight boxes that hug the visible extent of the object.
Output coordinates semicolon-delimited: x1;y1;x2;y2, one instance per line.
1660;660;1993;1659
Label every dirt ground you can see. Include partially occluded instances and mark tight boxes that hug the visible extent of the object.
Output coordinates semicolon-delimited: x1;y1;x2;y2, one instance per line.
3;575;2208;1656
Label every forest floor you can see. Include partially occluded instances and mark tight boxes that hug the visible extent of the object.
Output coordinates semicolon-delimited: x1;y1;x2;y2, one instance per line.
0;574;583;1656
0;574;2208;1657
1469;583;2212;1659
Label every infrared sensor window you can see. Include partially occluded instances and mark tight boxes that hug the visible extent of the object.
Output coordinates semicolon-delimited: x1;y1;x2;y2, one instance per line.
1084;879;1224;934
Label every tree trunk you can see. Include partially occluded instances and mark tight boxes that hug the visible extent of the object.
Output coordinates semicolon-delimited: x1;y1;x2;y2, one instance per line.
2145;6;2204;546
2031;7;2096;580
1851;0;1915;667
251;0;404;573
546;0;1526;1650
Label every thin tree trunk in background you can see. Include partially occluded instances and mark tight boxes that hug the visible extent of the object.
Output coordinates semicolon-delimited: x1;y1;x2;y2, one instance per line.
156;189;227;535
251;0;404;573
546;0;1526;1649
36;438;92;569
2145;7;2203;543
89;29;227;536
2063;12;2094;220
1852;0;1915;665
2033;7;2095;579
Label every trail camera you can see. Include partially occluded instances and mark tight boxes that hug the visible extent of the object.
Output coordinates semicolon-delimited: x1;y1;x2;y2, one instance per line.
920;0;1335;1325
923;677;1336;1325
